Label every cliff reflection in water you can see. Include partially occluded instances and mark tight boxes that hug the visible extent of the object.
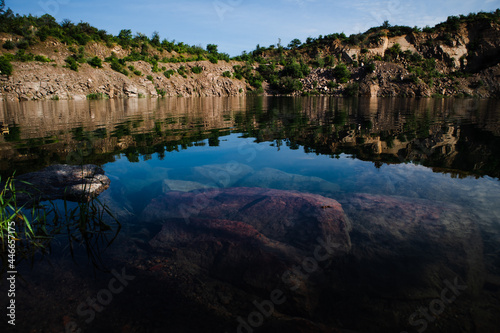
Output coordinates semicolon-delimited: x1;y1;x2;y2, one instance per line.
1;97;500;179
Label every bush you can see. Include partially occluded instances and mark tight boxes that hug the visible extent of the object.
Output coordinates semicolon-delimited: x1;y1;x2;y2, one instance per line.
343;83;359;96
191;66;203;74
64;56;79;71
282;61;309;78
34;55;52;62
208;55;218;64
16;39;30;50
333;63;351;83
87;56;102;68
177;66;187;76
86;93;108;100
0;56;13;76
366;62;376;73
156;88;166;97
146;75;153;81
327;81;339;89
275;76;303;94
164;69;175;78
134;70;142;76
2;40;15;50
222;71;231;78
13;50;34;62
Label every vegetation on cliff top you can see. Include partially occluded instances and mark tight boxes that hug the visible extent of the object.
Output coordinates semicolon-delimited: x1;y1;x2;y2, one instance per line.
0;2;499;97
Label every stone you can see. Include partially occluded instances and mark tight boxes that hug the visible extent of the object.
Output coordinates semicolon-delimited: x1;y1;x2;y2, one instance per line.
190;163;254;187
141;187;351;316
143;187;351;253
339;193;485;298
12;164;110;205
123;83;138;97
236;167;340;193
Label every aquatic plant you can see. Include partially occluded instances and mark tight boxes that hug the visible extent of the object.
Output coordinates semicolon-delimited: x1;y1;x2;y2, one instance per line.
1;171;120;272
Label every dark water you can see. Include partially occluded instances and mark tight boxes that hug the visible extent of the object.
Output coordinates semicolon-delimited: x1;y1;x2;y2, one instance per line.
1;97;500;333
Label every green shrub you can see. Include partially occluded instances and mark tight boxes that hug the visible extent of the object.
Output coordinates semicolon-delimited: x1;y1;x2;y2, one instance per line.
86;93;108;100
146;75;153;81
13;50;34;62
333;63;351;83
16;39;30;50
110;61;122;72
0;56;13;76
64;56;79;71
134;70;142;76
282;61;309;78
208;55;218;64
275;76;303;94
128;65;135;71
191;66;203;74
177;66;187;76
222;71;231;78
327;81;339;89
156;88;166;97
87;56;102;68
366;62;376;73
2;40;15;50
343;83;359;96
34;55;52;62
164;69;175;78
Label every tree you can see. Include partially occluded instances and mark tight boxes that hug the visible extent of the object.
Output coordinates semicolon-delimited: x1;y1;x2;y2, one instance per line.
287;38;301;49
151;31;160;46
207;44;218;54
0;56;13;76
0;0;5;14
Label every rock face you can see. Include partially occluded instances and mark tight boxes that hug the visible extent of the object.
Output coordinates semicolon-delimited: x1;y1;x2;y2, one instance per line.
13;164;110;204
0;59;247;102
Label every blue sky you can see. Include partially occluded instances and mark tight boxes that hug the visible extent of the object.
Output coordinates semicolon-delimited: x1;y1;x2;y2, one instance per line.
7;0;500;56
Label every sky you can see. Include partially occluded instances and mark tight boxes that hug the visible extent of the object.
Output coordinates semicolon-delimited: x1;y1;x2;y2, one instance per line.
7;0;500;56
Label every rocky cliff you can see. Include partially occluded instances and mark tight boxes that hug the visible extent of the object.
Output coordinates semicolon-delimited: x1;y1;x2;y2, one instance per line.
0;12;499;100
0;36;247;101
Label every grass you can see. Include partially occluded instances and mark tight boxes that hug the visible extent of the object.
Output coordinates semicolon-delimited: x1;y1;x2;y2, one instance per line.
86;93;108;100
0;176;52;256
1;171;120;270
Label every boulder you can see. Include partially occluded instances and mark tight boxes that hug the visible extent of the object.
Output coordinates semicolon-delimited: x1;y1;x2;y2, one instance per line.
12;164;110;204
339;193;485;298
236;167;340;193
143;187;351;254
190;163;254;187
141;187;352;315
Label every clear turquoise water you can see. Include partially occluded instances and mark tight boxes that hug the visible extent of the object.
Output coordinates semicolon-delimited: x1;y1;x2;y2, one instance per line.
1;97;500;332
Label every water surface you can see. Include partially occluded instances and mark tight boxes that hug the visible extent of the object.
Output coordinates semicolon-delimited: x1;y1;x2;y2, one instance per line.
1;97;499;333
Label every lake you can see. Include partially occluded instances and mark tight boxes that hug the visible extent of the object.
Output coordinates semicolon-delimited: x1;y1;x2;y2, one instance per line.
1;97;500;333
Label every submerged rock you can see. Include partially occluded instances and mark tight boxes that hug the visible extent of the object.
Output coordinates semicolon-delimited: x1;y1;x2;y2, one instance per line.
339;193;485;298
13;164;110;204
190;163;254;187
141;187;351;315
143;187;351;254
236;167;340;194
